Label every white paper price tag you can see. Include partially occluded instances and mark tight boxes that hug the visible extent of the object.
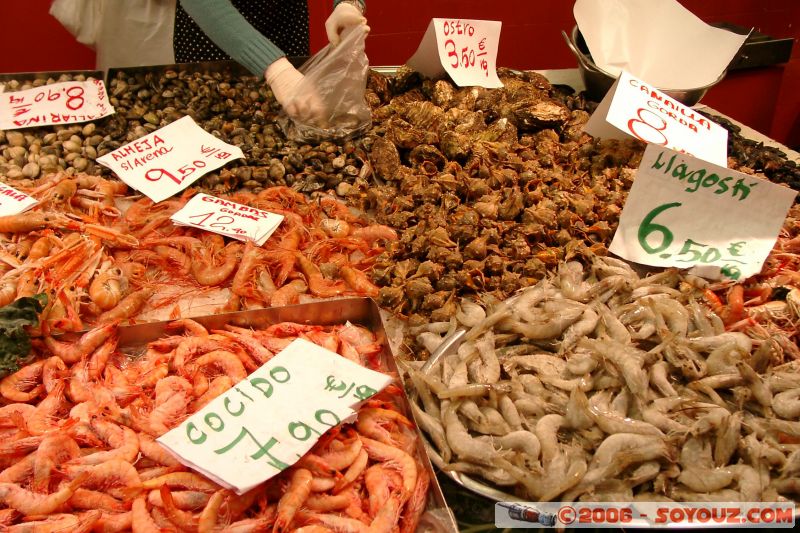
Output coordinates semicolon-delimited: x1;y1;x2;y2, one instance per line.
610;145;797;280
157;338;392;494
407;18;503;88
170;193;284;246
0;183;38;216
97;116;244;203
584;71;728;167
0;79;114;130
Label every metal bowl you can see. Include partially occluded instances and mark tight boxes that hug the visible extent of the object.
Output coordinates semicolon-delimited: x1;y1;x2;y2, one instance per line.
565;26;726;106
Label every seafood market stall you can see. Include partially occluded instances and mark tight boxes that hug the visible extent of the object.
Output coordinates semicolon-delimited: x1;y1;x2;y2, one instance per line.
0;10;799;532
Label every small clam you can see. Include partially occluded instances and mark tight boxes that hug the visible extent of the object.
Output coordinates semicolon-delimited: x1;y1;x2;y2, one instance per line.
6;132;25;147
72;157;89;172
63;140;82;153
268;160;286;180
21;162;40;179
5;167;23;179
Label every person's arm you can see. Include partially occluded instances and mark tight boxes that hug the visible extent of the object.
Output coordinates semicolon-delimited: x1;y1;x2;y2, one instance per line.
178;0;284;77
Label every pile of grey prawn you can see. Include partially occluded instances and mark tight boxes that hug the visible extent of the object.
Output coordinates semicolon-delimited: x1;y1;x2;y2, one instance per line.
403;255;800;503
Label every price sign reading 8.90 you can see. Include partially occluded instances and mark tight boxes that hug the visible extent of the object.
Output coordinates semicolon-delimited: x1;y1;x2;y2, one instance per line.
433;19;503;89
0;79;115;130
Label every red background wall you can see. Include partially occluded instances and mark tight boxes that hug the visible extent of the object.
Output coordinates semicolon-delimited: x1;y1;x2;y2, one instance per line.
2;1;798;148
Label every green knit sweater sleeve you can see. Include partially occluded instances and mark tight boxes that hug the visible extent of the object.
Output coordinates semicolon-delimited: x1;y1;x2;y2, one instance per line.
178;0;286;77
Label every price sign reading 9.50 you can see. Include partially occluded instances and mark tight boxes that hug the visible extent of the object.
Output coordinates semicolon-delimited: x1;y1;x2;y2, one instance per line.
97;116;244;203
434;19;503;88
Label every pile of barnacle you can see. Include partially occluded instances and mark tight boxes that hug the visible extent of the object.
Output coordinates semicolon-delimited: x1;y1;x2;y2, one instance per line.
356;67;646;323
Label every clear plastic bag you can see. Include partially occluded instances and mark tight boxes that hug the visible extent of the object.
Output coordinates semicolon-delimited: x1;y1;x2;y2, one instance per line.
279;25;372;143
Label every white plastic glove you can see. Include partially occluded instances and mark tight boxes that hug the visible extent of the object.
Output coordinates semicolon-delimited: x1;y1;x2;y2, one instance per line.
265;57;327;123
325;2;367;47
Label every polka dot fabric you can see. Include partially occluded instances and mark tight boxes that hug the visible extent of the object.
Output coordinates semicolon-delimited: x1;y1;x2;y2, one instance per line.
174;0;310;63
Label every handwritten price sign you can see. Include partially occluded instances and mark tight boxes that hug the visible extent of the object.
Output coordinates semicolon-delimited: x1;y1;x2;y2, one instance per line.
584;71;728;167
157;338;392;494
0;79;114;130
0;183;38;216
97;116;243;203
407;18;503;88
610;145;797;280
171;193;284;246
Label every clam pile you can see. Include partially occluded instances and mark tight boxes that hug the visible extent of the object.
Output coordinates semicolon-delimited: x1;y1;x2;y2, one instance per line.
0;74;106;181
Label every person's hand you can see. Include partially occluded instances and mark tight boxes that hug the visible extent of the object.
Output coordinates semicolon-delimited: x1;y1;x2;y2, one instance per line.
264;58;327;124
325;2;367;47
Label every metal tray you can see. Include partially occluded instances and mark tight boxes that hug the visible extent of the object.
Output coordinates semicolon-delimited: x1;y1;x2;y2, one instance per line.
116;297;459;533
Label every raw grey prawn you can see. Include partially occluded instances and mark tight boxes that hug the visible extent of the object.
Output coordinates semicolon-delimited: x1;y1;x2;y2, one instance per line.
406;257;800;503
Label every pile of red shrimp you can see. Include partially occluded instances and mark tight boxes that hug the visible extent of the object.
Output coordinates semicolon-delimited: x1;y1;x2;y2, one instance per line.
0;172;398;333
0;319;430;532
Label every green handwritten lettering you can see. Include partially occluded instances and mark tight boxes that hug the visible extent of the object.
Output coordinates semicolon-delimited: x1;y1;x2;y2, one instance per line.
288;421;322;441
205;412;225;432
716;176;732;194
671;163;689;181
701;173;719;188
186;422;207;444
685;169;704;192
224;397;245;417
315;409;341;429
250;377;274;398
270;366;291;384
731;178;757;201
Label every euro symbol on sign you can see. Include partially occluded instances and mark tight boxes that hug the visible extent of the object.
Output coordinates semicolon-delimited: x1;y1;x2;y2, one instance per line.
727;241;746;256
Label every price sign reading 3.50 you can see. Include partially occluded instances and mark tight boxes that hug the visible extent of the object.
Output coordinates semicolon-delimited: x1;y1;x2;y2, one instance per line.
611;145;797;280
406;18;503;88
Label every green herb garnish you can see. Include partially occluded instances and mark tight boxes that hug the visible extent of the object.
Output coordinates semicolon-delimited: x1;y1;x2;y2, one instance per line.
0;293;47;378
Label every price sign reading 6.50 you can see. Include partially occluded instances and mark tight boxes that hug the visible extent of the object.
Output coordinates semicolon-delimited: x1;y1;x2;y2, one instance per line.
406;18;503;88
97;116;244;203
610;145;797;280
